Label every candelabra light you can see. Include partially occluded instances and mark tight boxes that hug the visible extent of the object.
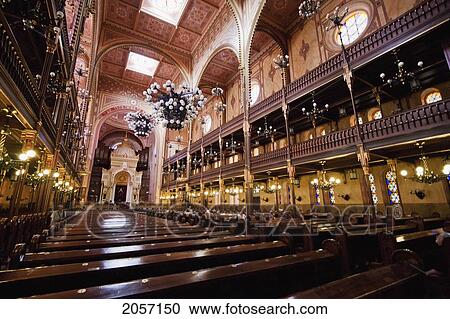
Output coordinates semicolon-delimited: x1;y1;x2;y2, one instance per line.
311;161;341;191
301;94;329;128
257;116;277;139
124;111;156;137
225;135;241;155
399;143;450;184
273;54;289;70
205;145;218;162
298;0;321;19
380;50;424;91
144;80;207;130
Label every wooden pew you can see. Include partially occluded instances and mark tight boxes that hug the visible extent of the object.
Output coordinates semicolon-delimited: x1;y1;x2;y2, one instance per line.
335;224;419;274
53;224;200;237
34;231;231;252
288;250;425;299
378;228;449;266
46;227;210;242
30;243;342;299
15;235;261;268
0;241;288;298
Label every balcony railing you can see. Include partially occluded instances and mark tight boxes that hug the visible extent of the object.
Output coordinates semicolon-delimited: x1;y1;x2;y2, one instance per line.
250;100;450;172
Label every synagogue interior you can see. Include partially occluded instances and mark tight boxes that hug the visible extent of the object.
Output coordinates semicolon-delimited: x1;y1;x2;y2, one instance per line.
0;0;449;299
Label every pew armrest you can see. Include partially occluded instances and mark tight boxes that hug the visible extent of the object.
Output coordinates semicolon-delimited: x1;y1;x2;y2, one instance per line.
9;243;26;269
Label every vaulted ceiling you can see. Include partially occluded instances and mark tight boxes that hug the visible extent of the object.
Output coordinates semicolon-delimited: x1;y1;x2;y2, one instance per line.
98;0;231;91
100;46;181;88
101;0;225;54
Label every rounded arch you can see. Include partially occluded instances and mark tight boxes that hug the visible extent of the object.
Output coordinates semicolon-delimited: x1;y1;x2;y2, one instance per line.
367;107;383;121
94;41;191;84
421;87;443;105
195;45;240;88
253;26;288;55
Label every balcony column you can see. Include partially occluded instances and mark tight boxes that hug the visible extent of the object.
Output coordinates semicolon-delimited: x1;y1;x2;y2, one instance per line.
36;153;54;212
218;135;224;204
239;61;253;214
186;122;193;204
356;144;376;218
10;130;38;215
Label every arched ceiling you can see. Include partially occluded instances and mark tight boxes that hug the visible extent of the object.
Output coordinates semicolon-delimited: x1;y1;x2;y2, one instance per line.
199;48;239;89
101;0;226;53
260;0;304;31
251;30;277;56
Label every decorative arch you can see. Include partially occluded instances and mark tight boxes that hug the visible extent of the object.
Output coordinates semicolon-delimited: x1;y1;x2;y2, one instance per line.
195;45;240;88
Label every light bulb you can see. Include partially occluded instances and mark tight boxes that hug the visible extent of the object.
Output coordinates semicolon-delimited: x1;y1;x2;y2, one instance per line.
442;164;450;175
26;149;37;158
53;172;60;178
415;166;424;176
400;170;408;177
43;169;50;175
18;153;28;161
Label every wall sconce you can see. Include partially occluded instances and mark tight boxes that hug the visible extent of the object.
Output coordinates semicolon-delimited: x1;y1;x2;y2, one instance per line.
262;197;269;203
296;196;302;202
411;189;426;200
338;194;351;201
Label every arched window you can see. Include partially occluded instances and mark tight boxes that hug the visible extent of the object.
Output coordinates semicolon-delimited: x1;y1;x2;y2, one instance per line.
350;115;364;127
421;88;443;105
385;171;400;205
329;188;336;205
202;114;212;134
314;185;321;205
250;80;261;106
337;11;369;46
368;107;383;121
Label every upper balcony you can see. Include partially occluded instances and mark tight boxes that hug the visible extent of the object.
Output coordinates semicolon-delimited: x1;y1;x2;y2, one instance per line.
251;99;450;173
163;0;450;168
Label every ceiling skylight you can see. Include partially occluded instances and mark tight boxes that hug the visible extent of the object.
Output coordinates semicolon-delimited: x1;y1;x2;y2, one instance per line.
126;52;159;76
140;0;189;26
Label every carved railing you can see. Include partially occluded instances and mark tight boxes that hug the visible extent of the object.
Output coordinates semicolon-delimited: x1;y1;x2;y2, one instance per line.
285;0;449;102
250;147;289;172
252;100;450;168
0;13;40;115
221;160;245;179
249;90;284;122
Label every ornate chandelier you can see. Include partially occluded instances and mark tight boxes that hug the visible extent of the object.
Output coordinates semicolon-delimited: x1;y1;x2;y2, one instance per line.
400;158;450;185
380;50;424;90
302;94;329;127
225;134;241;154
124;111;156;137
299;0;321;19
273;54;289;70
257;116;276;139
310;162;341;191
144;80;207;130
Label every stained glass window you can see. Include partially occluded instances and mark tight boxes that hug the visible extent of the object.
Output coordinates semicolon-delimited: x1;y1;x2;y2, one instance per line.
369;173;379;205
314;185;321;205
337;11;369;46
425;91;442;104
385;171;400;205
373;110;383;120
329;187;336;205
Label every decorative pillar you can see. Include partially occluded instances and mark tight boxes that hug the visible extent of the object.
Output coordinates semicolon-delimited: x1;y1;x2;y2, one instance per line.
240;63;253;214
386;159;405;213
10;130;38;215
